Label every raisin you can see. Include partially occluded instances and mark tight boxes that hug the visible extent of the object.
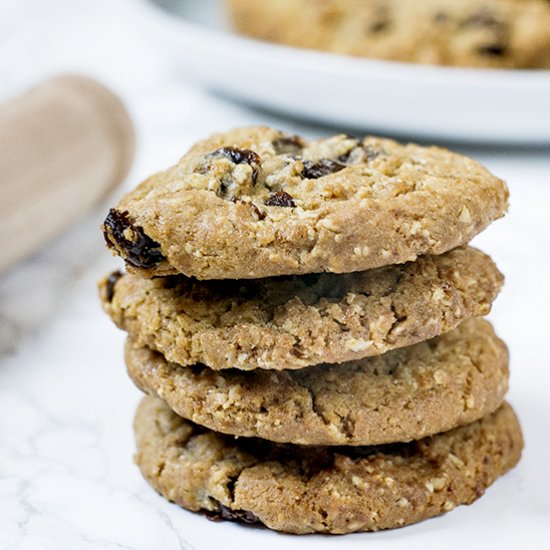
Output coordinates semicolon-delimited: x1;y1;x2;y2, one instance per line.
206;503;262;525
210;146;260;167
475;483;486;498
367;6;391;33
272;135;305;154
301;159;346;179
264;191;296;207
337;143;383;164
209;146;262;185
369;18;390;33
478;44;506;57
231;197;266;220
364;146;385;161
335;140;359;163
104;270;122;302
102;209;165;269
460;11;507;58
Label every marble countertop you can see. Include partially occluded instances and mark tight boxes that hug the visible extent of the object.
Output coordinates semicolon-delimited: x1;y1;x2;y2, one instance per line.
1;1;549;549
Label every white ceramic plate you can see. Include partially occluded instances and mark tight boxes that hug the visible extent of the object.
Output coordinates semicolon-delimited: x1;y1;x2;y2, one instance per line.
140;0;550;144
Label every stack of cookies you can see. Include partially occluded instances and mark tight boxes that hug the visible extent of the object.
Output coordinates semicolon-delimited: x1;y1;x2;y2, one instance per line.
99;127;523;535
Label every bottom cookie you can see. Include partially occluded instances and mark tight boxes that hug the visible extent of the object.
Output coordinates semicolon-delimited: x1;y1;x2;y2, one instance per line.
134;396;523;534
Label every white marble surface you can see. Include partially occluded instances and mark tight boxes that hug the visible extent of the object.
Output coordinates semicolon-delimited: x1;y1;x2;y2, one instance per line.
1;1;549;549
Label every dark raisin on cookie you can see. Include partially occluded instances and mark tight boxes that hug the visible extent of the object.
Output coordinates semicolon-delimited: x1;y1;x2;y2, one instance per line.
367;6;391;33
475;483;486;498
209;146;262;185
459;10;508;58
272;135;305;155
364;145;385;161
104;270;123;302
338;143;383;164
231;197;266;220
369;20;389;33
478;44;507;57
301;159;346;179
335;141;359;163
265;191;296;207
102;209;165;269
206;503;262;525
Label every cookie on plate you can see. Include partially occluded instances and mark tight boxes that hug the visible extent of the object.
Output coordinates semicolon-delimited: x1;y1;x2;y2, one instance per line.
134;396;523;534
102;127;508;280
127;318;509;446
226;0;550;69
100;246;503;371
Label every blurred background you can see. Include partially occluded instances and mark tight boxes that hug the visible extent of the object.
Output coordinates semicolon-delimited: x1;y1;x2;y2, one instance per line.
1;1;549;549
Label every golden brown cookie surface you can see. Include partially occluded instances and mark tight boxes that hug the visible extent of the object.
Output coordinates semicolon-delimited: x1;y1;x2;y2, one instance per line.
134;396;523;534
227;0;550;69
127;319;509;446
102;127;508;280
100;246;503;371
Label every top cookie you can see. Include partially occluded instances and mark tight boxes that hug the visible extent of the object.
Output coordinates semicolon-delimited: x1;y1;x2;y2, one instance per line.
227;0;550;69
102;126;508;280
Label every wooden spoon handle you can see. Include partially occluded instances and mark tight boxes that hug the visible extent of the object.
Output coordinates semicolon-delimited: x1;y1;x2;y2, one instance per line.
0;75;135;273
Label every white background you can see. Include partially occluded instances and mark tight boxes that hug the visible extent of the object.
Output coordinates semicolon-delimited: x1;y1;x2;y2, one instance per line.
0;1;549;549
